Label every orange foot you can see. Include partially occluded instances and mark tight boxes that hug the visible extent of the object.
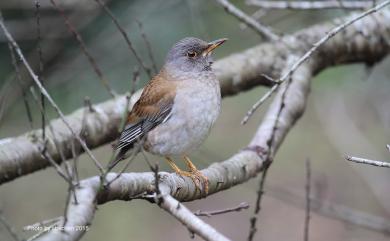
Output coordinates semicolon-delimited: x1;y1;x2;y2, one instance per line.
165;156;209;195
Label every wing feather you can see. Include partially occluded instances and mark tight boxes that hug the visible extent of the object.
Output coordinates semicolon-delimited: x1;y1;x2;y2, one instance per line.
115;71;176;154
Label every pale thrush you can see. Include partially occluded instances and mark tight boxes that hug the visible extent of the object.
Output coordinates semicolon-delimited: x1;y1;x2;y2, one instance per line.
110;37;227;194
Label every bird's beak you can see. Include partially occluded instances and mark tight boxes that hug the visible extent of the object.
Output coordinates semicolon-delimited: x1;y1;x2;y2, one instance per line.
202;38;228;57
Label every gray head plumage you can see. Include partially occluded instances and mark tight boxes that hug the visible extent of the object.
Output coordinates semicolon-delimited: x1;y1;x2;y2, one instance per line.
165;37;227;73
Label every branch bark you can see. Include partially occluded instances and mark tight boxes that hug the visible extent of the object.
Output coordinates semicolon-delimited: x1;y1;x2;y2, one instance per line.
1;9;390;186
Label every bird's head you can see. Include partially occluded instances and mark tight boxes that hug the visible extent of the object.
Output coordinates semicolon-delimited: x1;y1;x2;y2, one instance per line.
165;37;227;73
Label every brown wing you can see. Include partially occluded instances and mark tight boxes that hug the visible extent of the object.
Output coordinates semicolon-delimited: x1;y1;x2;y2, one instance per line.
116;71;177;151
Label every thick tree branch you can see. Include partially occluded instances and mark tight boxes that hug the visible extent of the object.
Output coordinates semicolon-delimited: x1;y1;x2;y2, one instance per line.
1;9;390;185
158;190;231;241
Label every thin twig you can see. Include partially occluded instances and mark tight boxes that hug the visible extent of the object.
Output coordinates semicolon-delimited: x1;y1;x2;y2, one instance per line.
83;96;95;113
50;0;116;98
266;182;390;234
102;74;141;184
304;158;311;241
0;12;105;174
40;147;71;183
136;20;158;74
194;202;249;217
29;87;68;166
138;144;160;201
35;0;46;140
247;165;269;241
104;142;142;187
216;0;279;41
151;162;162;205
241;83;278;125
130;66;140;95
247;0;373;10
62;186;73;228
0;210;23;241
6;42;33;129
93;0;152;78
70;140;80;187
239;9;267;30
103;67;140;183
68;96;95;187
62;151;78;206
116;66;139;134
248;56;297;241
345;156;390;168
241;0;390;124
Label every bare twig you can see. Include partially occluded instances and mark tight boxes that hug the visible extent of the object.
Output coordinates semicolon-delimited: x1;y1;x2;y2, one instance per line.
50;0;116;97
304;158;311;241
247;164;270;241
104;67;140;182
247;0;374;10
0;210;23;241
130;66;140;95
6;42;33;129
0;11;105;174
241;83;278;125
241;0;390;124
116;66;139;135
136;20;158;74
248;56;300;241
35;0;46;140
93;0;152;77
83;96;95;113
104;141;142;187
266;183;390;234
216;0;279;41
29;87;68;165
68;96;96;187
70;140;80;187
345;156;390;168
239;9;267;30
194;202;249;217
40;147;71;183
31;86;79;205
151;162;162;205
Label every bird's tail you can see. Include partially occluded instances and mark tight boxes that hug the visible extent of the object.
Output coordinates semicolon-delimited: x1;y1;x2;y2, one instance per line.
107;145;132;170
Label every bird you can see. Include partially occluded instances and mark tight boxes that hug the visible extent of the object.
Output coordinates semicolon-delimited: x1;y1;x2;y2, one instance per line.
108;37;227;194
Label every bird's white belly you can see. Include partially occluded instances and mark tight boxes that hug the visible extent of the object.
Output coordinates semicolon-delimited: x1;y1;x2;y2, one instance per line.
146;78;220;156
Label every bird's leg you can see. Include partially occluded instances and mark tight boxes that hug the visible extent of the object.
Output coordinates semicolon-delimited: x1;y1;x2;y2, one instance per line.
165;156;182;174
183;155;209;195
165;156;203;193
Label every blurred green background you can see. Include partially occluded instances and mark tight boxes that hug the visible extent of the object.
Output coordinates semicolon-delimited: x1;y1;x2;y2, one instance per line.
0;0;389;240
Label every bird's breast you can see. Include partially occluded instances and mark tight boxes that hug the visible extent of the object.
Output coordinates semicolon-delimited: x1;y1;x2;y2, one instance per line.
145;72;221;156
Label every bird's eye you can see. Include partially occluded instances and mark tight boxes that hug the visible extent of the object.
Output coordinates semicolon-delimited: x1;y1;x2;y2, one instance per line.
187;51;197;58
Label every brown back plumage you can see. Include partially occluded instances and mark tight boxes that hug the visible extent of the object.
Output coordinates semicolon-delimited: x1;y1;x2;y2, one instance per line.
109;69;177;167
